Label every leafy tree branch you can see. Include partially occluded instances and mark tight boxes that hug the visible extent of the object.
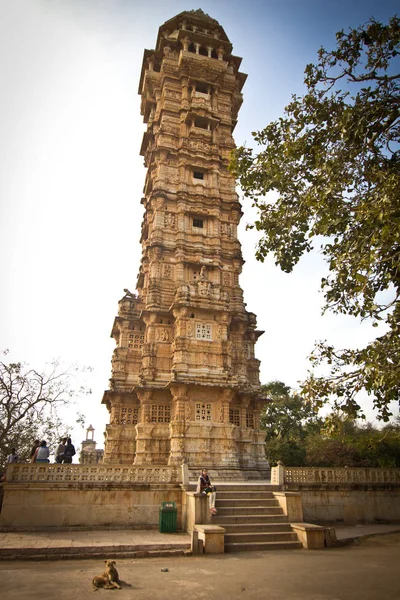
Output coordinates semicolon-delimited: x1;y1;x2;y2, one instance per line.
232;17;400;420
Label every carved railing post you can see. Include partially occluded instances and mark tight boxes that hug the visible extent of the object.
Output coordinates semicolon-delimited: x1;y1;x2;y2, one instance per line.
181;461;189;488
271;460;285;485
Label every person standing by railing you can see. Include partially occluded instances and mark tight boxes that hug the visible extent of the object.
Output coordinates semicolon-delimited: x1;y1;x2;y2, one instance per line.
29;440;40;463
62;438;76;464
7;448;19;463
34;441;50;463
55;438;67;464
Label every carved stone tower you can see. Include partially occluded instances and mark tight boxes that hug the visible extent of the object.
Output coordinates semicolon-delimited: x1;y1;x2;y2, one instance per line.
102;9;268;478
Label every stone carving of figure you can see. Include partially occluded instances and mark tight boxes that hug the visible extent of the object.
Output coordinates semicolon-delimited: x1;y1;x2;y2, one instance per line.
223;272;231;286
199;281;211;297
185;403;193;421
163;264;172;278
200;265;207;280
177;284;190;301
160;328;169;342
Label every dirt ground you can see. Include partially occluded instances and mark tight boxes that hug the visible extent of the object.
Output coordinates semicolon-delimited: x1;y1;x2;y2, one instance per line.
1;534;400;600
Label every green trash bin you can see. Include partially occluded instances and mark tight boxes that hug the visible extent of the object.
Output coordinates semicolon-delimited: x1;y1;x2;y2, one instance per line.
159;501;177;533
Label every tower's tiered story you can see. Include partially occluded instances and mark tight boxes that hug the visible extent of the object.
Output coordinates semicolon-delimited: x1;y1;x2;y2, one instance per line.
102;9;268;477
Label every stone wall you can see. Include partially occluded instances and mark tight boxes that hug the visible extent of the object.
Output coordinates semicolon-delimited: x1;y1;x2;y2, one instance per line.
271;465;400;523
0;464;183;530
296;486;400;523
0;483;183;530
3;464;400;529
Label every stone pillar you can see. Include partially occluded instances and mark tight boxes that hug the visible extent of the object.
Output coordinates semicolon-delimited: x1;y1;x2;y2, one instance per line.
271;461;285;485
169;384;188;465
181;461;189;488
134;390;153;465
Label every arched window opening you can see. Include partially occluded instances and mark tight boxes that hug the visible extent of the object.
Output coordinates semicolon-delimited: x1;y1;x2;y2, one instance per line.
194;117;208;130
196;82;208;94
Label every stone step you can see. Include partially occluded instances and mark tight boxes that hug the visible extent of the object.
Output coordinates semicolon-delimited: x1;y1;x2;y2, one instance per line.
190;485;280;493
216;506;284;516
216;498;280;508
203;483;304;552
225;540;302;552
214;485;276;492
214;514;289;525
217;491;276;499
0;548;191;561
221;523;293;534
225;531;298;544
0;543;191;561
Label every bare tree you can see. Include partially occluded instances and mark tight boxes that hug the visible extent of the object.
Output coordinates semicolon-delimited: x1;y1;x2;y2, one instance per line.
0;352;88;468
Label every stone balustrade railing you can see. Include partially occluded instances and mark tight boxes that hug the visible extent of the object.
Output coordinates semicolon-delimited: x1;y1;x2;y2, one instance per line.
271;464;400;485
5;464;181;484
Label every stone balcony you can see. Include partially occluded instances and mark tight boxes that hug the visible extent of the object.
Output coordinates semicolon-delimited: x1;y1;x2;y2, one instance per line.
174;281;229;310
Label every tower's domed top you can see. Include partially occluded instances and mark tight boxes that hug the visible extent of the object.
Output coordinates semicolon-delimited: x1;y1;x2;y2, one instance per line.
159;9;230;44
180;9;219;25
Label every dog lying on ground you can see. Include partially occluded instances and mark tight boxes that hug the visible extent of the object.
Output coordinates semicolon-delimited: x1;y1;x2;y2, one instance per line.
92;560;124;591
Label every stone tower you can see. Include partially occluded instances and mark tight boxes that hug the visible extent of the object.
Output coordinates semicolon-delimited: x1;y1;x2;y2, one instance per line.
80;425;104;465
102;9;268;478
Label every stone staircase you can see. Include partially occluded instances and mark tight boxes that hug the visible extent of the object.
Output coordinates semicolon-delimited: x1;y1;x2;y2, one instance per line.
213;484;302;552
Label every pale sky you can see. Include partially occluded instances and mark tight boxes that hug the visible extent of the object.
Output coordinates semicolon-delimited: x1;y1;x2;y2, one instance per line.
1;0;398;451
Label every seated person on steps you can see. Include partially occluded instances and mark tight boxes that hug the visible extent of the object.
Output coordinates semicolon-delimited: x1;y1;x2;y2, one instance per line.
197;468;217;515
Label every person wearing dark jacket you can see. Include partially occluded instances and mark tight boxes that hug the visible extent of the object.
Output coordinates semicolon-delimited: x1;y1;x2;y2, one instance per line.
62;438;76;464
